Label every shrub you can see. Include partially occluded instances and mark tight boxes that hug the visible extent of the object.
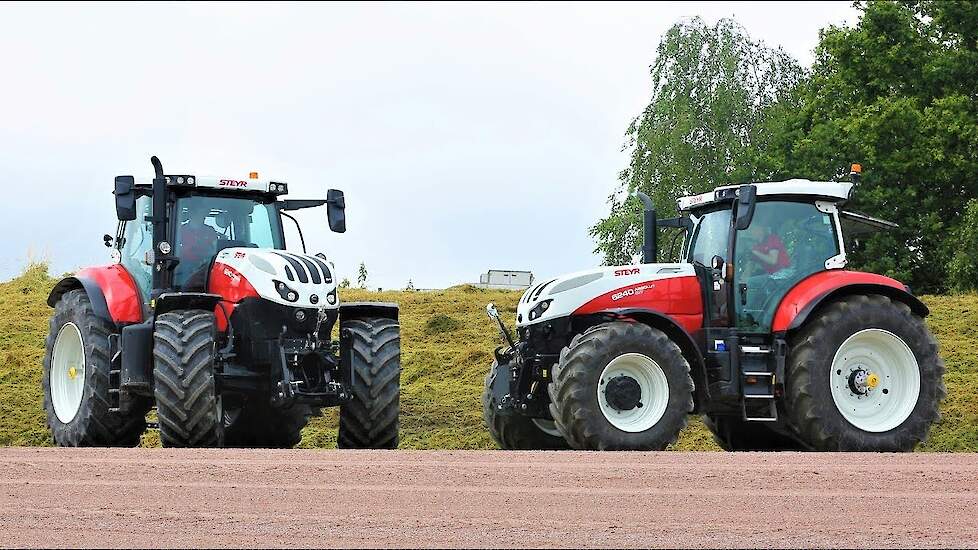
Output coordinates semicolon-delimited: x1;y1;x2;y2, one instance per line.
949;199;978;292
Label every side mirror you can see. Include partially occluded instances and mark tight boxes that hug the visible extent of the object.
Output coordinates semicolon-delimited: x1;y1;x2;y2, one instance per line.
734;184;757;230
326;189;346;233
114;176;136;221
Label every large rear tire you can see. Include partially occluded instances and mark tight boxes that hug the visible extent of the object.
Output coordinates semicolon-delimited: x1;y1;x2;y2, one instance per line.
153;310;223;447
482;360;569;450
703;415;805;451
223;401;315;448
337;317;401;449
786;295;944;451
548;322;694;450
43;289;150;446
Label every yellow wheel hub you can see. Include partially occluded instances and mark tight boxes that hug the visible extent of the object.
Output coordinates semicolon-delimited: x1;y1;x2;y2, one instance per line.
866;372;880;389
67;366;78;380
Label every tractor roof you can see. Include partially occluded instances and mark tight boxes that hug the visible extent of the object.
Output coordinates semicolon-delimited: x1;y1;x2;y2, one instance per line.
133;175;287;196
677;179;853;211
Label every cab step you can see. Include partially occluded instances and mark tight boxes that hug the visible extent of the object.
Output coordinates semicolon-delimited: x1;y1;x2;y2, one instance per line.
738;340;787;422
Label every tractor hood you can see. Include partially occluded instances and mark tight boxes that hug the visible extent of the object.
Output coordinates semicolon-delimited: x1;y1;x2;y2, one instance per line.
515;263;698;328
210;247;338;310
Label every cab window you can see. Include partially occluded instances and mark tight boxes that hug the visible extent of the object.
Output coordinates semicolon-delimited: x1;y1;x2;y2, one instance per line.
687;207;732;266
119;195;153;302
173;196;284;290
734;201;839;331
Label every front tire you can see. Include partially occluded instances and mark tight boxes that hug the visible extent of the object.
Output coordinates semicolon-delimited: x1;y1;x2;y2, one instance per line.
786;295;945;451
153;310;223;447
43;289;150;446
548;322;694;450
482;360;569;450
337;317;401;449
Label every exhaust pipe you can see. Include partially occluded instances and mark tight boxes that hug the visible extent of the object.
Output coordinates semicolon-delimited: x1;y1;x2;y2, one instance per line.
633;191;656;264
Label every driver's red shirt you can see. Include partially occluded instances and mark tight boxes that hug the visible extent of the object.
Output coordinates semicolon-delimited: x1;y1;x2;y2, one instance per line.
180;223;220;265
753;234;791;274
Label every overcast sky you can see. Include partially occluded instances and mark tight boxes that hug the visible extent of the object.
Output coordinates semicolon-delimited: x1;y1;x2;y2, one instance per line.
0;1;859;289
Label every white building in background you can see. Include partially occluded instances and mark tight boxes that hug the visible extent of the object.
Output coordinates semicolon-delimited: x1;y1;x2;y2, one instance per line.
476;269;534;290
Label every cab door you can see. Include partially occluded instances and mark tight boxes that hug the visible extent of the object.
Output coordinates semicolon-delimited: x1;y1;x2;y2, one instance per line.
733;200;841;332
118;194;154;305
685;205;733;326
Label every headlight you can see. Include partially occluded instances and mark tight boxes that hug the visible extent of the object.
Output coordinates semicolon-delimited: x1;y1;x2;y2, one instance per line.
274;280;299;302
326;288;337;305
549;272;603;294
529;299;553;321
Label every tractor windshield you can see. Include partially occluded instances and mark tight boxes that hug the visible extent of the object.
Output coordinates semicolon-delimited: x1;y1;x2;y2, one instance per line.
686;207;732;266
173;195;284;290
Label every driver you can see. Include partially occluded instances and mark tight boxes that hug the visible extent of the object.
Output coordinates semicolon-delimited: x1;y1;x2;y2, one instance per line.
737;214;793;329
179;202;222;266
745;221;791;275
176;202;226;291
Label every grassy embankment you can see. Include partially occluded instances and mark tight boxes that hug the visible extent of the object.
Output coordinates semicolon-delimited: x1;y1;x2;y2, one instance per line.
1;264;975;450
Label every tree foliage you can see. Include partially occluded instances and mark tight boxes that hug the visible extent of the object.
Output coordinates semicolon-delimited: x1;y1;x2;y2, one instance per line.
357;262;368;289
774;0;978;293
595;2;978;292
949;199;978;292
590;17;803;264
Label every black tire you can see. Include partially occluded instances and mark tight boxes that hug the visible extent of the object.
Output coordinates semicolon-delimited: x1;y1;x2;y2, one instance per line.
548;322;694;450
481;360;569;450
703;415;805;451
42;289;150;446
337;317;401;449
223;401;315;448
153;310;223;447
786;294;945;451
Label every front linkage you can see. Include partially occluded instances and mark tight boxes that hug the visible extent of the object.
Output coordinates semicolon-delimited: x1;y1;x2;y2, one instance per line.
485;303;554;420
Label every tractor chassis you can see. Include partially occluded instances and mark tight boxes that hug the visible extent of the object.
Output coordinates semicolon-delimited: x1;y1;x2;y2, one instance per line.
108;303;353;414
490;313;802;434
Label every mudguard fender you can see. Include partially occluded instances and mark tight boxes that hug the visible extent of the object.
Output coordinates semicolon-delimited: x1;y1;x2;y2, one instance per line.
773;271;928;333
47;265;144;325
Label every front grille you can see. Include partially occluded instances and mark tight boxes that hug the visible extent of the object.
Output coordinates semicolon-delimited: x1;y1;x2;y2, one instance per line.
274;252;309;283
310;256;333;283
292;254;322;284
533;279;556;300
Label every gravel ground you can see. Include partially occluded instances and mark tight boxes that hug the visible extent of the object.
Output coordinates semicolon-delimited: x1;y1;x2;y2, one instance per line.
0;448;975;548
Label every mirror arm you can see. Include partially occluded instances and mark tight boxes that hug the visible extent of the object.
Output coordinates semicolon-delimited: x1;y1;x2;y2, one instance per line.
280;199;328;211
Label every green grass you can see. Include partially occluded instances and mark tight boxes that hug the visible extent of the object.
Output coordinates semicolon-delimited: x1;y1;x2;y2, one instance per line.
2;265;975;451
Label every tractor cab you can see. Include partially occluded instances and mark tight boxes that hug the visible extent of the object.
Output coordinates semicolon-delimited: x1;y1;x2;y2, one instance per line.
113;168;346;306
119;184;288;300
679;179;852;334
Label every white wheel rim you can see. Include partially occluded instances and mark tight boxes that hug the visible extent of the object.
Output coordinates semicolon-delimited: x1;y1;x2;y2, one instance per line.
829;329;920;433
51;322;86;424
597;353;670;433
531;418;563;438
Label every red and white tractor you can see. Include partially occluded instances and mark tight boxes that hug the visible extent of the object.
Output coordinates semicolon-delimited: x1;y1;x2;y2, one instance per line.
484;166;945;451
43;156;401;448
